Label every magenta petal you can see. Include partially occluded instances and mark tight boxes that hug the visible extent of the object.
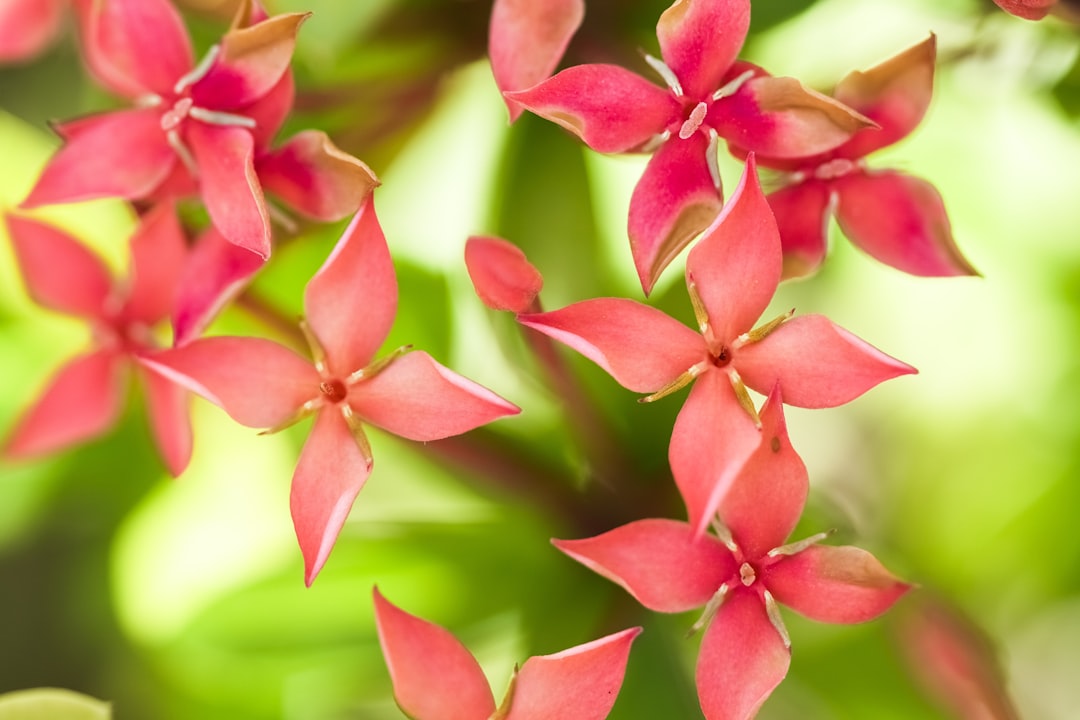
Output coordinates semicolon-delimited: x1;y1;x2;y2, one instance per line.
122;203;188;326
464;235;543;313
736;314;916;408
505;65;677;153
553;519;734;613
303;197;396;376
656;0;749;100
0;0;64;61
992;0;1055;20
245;71;296;149
291;408;372;585
767;180;831;280
144;337;319;428
373;588;497;720
349;351;518;442
686;156;782;342
628;131;723;295
670;369;762;537
519;299;704;393
489;0;584;122
765;545;911;624
135;360;192;477
834;170;977;277
503;627;641;720
4;350;125;459
5;214;112;318
21;109;176;208
696;588;790;720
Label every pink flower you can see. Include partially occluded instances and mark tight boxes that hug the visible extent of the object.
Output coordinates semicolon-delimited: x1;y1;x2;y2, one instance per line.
464;235;543;314
991;0;1058;19
373;587;640;720
3;205;192;476
0;0;65;62
145;197;520;585
519;157;915;532
504;0;874;293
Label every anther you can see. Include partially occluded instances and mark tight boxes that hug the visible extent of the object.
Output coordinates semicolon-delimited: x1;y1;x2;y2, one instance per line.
739;562;756;586
679;101;708;139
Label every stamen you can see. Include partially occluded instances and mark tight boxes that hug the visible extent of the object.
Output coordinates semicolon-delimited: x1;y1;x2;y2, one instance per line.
640;129;672;154
687;583;729;637
267;201;299;234
712;69;755;101
678;101;708;139
189;106;257;128
643;53;683;96
347;345;413;384
739;562;756;586
705;128;721;190
258;398;320;435
341;405;374;469
299;319;329;374
813;158;857;181
166;129;199;177
135;94;164;109
160;98;193;131
175;44;221;94
763;590;791;648
728;369;761;428
733;308;795;348
686;280;715;344
767;530;833;558
710;517;739;553
638;362;707;403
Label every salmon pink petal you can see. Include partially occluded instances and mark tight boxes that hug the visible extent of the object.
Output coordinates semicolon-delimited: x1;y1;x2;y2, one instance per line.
505;65;677;153
464;236;543;314
349;351;518;442
553;518;734;613
656;0;749;100
765;545;911;624
144;337;319;428
992;0;1056;20
373;588;497;720
246;70;295;149
696;588;790;720
292;408;372;585
686;156;781;342
0;0;64;61
489;0;584;122
303;197;396;376
256;130;380;222
502;627;641;720
735;314;916;408
834;170;977;277
4;350;125;459
136;361;193;477
5;214;112;318
629;131;723;295
670;369;762;537
518;299;704;393
122;203;188;326
767;180;831;280
21;109;176;208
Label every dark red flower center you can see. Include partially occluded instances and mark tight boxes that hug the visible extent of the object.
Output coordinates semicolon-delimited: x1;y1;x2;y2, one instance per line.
320;379;348;403
710;345;732;367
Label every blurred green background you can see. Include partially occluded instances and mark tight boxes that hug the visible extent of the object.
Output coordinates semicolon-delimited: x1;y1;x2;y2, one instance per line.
2;0;1079;717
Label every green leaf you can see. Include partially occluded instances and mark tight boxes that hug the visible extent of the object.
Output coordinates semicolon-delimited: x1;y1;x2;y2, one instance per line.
0;689;111;720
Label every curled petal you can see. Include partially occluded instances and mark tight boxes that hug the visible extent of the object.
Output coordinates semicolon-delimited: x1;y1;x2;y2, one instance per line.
629;131;722;295
505;64;678;153
518;299;704;393
349;351;518;442
553;518;734;613
766;180;832;280
765;545;910;624
735;314;916;408
136;360;193;477
991;0;1056;20
373;588;497;720
656;0;750;99
246;70;296;149
834;170;976;277
0;0;64;62
464;235;543;313
122;203;188;326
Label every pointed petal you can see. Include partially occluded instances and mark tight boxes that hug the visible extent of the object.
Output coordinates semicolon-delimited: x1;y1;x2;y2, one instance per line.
256;130;379;221
490;0;584;122
464;235;543;313
135;360;193;477
122;203;189;326
686;156;781;342
735;314;916;408
5;214;112;318
765;545;910;624
349;351;518;441
245;70;295;149
4;350;125;459
991;0;1055;21
0;0;64;61
188;122;271;258
518;299;704;393
144;337;319;428
291;408;372;585
304;197;396;376
504;65;678;153
767;180;831;280
656;0;749;100
696;588;790;720
629;131;723;295
553;518;734;613
719;386;807;558
502;627;641;720
372;588;497;720
670;369;763;537
21;109;176;208
834;170;977;277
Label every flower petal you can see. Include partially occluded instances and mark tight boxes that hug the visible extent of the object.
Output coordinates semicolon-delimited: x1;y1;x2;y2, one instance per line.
5;214;112;318
766;180;831;280
518;298;704;393
504;64;677;153
373;588;497;720
245;70;296;150
735;314;916;408
292;407;372;585
696;588;790;720
991;0;1056;20
0;0;64;62
489;0;584;122
765;545;910;624
303;197;396;376
135;360;193;477
464;235;543;313
122;203;189;326
502;627;641;720
349;351;518;442
656;0;749;100
4;350;126;460
834;170;977;277
629;131;723;295
553;518;734;613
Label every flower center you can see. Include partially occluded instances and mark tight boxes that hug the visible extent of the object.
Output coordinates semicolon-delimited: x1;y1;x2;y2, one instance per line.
710;345;732;367
739;562;756;587
814;158;859;181
160;97;193;131
320;378;348;404
678;101;709;139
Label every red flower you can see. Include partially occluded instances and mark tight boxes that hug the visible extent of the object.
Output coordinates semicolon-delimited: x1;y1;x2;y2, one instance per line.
0;0;65;62
464;235;544;314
